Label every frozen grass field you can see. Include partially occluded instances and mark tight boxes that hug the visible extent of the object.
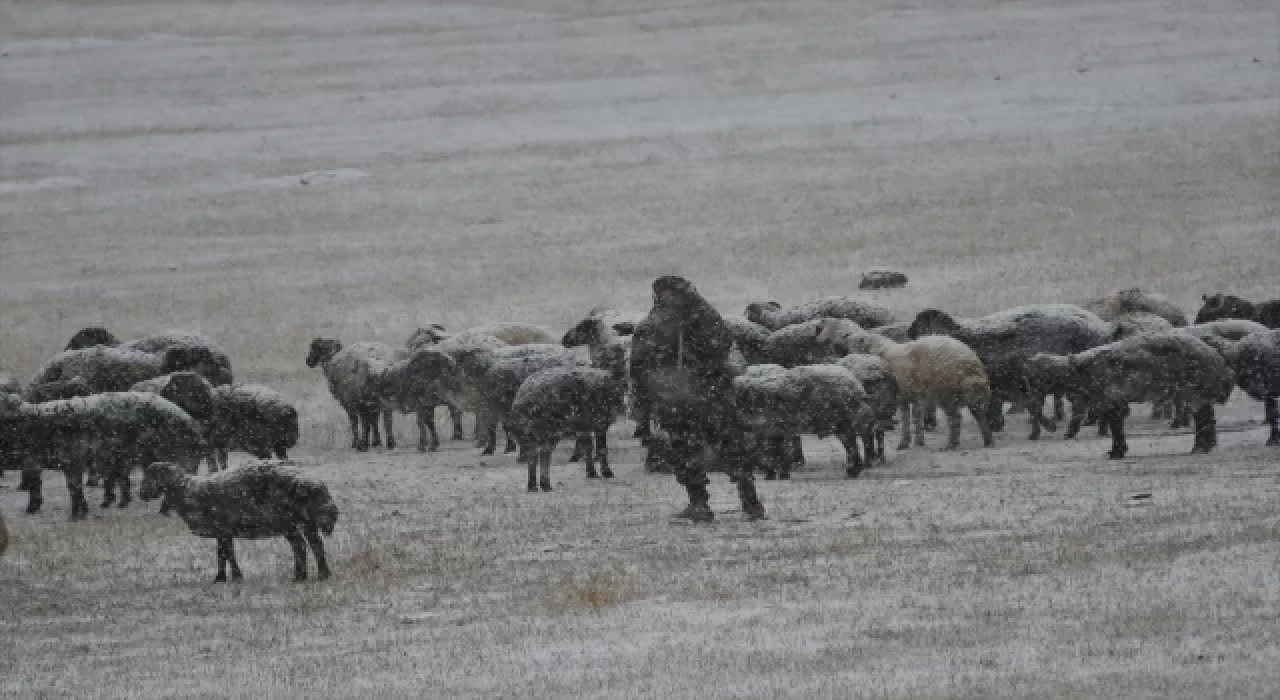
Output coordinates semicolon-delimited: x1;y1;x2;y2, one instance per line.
1;0;1278;696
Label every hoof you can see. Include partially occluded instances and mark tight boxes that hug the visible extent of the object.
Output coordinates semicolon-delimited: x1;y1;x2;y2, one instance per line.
778;473;790;480
100;499;114;509
480;447;495;456
117;501;129;509
504;445;517;454
602;469;614;478
1190;446;1212;455
70;509;87;521
1107;449;1127;460
763;472;776;481
632;427;651;439
568;454;581;463
586;471;599;479
317;571;331;581
417;446;427;453
26;501;43;515
1267;437;1279;447
294;574;307;583
527;483;538;493
213;574;227;584
540;482;552;492
845;468;863;479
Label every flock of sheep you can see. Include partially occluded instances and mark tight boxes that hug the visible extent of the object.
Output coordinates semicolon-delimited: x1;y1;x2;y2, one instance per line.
0;284;1277;580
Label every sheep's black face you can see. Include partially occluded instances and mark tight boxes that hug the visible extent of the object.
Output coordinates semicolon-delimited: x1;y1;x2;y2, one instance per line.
907;310;955;340
306;339;341;368
64;326;118;351
561;319;599;348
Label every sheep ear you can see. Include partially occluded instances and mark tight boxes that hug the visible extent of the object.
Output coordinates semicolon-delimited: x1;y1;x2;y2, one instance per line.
612;322;635;335
1202;294;1208;301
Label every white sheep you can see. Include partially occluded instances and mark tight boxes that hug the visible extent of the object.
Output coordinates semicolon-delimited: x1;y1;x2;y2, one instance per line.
814;318;993;451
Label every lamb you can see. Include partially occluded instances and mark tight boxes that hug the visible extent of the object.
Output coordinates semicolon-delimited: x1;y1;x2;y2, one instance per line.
908;304;1111;440
1085;288;1189;327
835;354;900;464
305;339;397;451
31;343;231;394
731;364;875;479
745;296;896;331
1195;294;1280;329
507;366;625;491
1;392;206;519
1025;332;1233;458
1222;329;1280;446
139;461;338;583
815;318;993;451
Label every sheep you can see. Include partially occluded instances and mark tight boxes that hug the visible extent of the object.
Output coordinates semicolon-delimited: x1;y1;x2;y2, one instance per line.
1223;329;1279;446
745;296;896;331
406;330;509;441
22;376;94;403
129;372;220;476
1;392;206;519
815;318;993;451
139;461;338;583
1026;332;1233;458
368;348;460;453
908;304;1111;440
1195;294;1280;329
58;329;235;386
859;268;909;290
207;384;300;469
31;343;231;394
465;346;582;455
723;317;772;366
1107;312;1181;423
508;366;625;491
731;364;875;479
305;338;398;451
1085;288;1189;327
835;354;900;464
561;315;632;384
1185;319;1271;344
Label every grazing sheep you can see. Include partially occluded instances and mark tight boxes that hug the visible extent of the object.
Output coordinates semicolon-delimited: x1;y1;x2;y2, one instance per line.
1195;294;1280;329
207;384;300;470
1028;332;1233;458
908;304;1111;440
859;268;909;290
732;364;874;479
1086;288;1189;327
305;339;397;451
1222;329;1280;446
1;392;206;520
745;296;896;331
32;344;230;394
815;318;993;451
508;366;625;491
139;461;338;583
835;354;900;464
64;326;119;351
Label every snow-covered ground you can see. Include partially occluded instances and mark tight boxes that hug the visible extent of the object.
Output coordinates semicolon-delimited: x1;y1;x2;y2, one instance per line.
1;0;1278;696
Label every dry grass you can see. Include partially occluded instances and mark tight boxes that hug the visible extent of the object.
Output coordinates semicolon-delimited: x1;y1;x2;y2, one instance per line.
2;0;1280;696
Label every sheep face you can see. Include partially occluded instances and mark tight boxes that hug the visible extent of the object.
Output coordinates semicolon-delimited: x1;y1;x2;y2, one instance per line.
138;461;182;502
161;346;233;387
813;318;867;356
743;301;782;326
65;327;119;351
561;318;605;348
306;338;343;368
1196;294;1252;324
907;310;960;340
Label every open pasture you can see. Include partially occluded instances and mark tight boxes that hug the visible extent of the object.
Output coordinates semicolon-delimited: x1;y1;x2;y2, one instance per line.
1;0;1278;696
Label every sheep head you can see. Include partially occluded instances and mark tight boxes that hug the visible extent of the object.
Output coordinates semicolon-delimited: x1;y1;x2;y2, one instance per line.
1195;294;1251;324
743;301;782;326
813;318;870;356
562;318;606;348
306;338;343;368
138;461;184;502
907;309;960;340
65;326;119;351
161;345;233;386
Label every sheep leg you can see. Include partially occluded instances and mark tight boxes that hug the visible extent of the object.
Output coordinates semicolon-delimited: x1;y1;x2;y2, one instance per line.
526;448;539;492
1266;396;1279;447
596;431;613;478
116;470;132;509
987;396;1005;433
287;532;309;582
1064;404;1085;439
214;537;242;583
539;447;553;492
775;436;793;480
861;429;878;466
448;404;465;441
1191;404;1216;454
101;469;117;509
481;423;498;456
913;401;927;447
896;400;913;451
368;408;384;449
1106;404;1128;459
969;396;995;448
65;468;88;520
1027;394;1056;441
416;409;438;452
569;440;584;462
382;409;396;450
1170;399;1192;430
583;434;599;478
23;469;43;514
840;433;864;478
504;426;518;454
304;525;331;581
1053;394;1066;421
922;399;939;432
942;401;963;450
341;402;361;450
